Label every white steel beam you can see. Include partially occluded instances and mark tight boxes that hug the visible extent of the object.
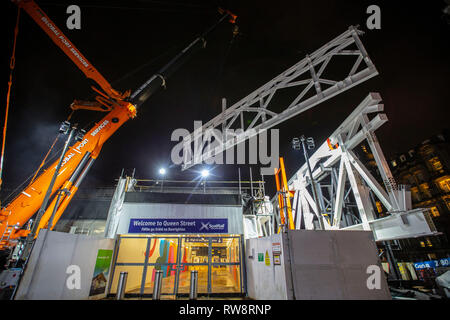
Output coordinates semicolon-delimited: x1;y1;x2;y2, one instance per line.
332;157;347;227
285;93;439;240
179;26;378;169
342;209;438;242
346;150;392;211
341;151;375;230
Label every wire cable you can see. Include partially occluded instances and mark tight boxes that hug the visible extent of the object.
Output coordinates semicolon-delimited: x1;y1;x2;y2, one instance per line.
1;142;65;206
0;7;21;190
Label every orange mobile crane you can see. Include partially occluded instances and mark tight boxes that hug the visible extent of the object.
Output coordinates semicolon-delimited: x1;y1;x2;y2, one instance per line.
0;0;236;251
274;157;295;232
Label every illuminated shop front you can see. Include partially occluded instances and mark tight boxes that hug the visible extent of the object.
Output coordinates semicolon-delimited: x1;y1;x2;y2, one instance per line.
108;234;243;297
104;178;246;297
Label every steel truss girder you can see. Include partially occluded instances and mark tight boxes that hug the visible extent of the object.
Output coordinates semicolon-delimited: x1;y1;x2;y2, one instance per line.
180;26;378;169
287;93;438;241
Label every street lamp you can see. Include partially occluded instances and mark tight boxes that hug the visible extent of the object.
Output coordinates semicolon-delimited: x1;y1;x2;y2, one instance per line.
200;169;210;193
292;135;324;230
158;168;166;192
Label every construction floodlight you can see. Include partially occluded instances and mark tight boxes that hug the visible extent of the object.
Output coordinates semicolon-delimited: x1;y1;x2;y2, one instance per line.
159;168;166;175
201;169;210;178
306;137;315;150
59;121;71;135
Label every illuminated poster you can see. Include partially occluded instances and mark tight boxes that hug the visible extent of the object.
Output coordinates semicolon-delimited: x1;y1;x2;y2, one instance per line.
89;249;113;296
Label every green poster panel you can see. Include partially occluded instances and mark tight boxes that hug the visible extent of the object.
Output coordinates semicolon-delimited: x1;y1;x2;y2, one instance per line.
258;253;264;262
89;249;113;296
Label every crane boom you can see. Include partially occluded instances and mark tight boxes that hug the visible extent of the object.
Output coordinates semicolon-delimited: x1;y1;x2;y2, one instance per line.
130;8;235;107
0;103;136;246
13;0;128;100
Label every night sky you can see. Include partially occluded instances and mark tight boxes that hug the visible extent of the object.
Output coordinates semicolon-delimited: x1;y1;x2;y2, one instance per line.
0;0;449;199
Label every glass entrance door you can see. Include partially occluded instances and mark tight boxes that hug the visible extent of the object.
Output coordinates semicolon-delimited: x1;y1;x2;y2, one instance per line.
210;237;242;293
177;237;210;294
142;237;179;295
109;234;243;297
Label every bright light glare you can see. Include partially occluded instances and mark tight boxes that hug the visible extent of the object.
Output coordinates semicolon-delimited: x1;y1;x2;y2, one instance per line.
201;169;209;178
159;168;166;175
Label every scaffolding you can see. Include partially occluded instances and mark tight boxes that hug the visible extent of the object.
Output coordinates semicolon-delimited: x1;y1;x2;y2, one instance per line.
104;170;274;239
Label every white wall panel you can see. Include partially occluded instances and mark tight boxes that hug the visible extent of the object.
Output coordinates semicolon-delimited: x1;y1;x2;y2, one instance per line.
15;230;115;300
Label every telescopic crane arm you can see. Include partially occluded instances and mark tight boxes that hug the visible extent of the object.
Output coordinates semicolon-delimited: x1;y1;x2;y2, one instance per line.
130;7;236;107
12;0;129;101
0;0;237;249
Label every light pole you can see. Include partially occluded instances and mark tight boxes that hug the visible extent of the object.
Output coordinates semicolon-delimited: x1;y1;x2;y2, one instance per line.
292;136;325;230
20;122;76;261
159;168;166;191
47;127;86;230
12;121;81;299
201;169;209;193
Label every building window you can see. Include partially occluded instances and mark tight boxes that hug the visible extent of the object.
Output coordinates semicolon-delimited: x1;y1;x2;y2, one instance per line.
436;176;450;193
411;186;421;202
428;157;443;172
444;196;450;211
414;169;427;184
419;183;432;198
361;145;368;153
430;206;440;217
375;201;383;214
400;173;415;185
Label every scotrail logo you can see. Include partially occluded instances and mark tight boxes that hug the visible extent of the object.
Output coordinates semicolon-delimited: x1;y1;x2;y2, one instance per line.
199;222;225;231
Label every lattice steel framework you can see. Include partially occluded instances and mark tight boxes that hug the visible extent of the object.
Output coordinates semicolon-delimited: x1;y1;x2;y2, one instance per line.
180;26;378;170
287;93;438;241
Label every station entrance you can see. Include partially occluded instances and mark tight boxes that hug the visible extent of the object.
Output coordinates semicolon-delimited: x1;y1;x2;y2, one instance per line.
108;234;244;297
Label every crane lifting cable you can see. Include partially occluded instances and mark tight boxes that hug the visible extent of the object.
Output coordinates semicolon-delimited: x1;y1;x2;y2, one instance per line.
129;7;238;107
28;109;77;187
1;139;64;207
27;135;60;186
213;23;241;100
0;7;20;191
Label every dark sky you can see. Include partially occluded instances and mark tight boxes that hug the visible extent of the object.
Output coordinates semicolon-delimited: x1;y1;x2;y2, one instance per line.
0;0;449;198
